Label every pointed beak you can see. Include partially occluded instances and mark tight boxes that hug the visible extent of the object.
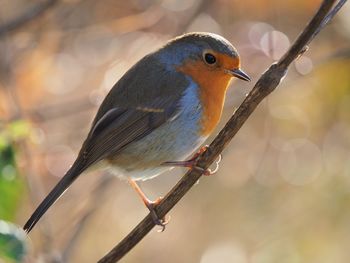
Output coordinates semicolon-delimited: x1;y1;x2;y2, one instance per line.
229;68;251;82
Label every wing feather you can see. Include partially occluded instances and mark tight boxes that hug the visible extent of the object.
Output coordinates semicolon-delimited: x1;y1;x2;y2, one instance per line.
76;104;178;170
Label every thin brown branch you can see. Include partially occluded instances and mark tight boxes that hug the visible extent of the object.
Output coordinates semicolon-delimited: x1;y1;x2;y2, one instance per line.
97;0;343;262
312;0;347;44
0;0;59;38
278;0;346;67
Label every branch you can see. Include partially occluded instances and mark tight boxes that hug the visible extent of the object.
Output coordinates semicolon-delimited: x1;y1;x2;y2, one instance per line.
0;0;59;38
98;0;345;262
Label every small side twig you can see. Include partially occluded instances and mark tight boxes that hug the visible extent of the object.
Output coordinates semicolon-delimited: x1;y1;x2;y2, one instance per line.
0;0;59;37
97;0;344;262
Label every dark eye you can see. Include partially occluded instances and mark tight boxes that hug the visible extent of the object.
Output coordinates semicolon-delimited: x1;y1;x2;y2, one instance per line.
204;53;216;65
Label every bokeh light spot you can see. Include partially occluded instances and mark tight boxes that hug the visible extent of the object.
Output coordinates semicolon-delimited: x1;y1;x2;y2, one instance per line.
73;26;117;67
323;123;350;176
46;53;84;95
2;165;16;181
260;31;290;60
45;145;75;178
295;56;313;75
187;14;223;35
201;242;247;263
278;139;323;185
248;22;274;49
162;0;198;12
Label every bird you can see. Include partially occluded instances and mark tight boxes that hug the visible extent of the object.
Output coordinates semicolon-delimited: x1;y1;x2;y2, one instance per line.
23;32;250;233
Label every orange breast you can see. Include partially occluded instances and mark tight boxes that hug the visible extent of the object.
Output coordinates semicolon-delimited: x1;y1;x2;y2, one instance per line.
178;61;232;136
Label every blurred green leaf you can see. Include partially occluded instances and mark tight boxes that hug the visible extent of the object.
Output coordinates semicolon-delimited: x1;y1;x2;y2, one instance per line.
0;120;30;221
0;144;24;221
0;133;7;151
0;220;27;262
7;121;31;141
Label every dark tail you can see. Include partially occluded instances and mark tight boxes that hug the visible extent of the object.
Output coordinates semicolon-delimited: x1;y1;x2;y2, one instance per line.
24;162;85;233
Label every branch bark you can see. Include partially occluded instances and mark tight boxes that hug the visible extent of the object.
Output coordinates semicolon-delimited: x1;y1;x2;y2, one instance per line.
98;0;346;262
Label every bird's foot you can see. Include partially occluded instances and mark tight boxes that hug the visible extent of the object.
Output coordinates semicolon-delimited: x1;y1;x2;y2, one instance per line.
128;180;170;232
162;146;222;176
144;197;170;232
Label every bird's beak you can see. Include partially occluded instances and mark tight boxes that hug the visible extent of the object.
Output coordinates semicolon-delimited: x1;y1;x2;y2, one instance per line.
229;68;251;82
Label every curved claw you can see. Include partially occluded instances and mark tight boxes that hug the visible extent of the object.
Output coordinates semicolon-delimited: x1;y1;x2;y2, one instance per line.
128;180;171;232
146;200;171;232
153;214;171;233
192;153;222;176
206;153;222;175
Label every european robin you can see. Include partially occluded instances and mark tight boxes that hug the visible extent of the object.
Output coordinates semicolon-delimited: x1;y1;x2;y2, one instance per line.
24;32;250;233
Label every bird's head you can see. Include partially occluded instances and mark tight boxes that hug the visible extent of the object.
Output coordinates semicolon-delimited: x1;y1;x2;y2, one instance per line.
156;32;251;136
157;32;250;82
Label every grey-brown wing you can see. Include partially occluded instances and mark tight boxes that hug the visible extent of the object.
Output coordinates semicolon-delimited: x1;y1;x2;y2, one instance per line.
76;54;189;170
76;102;179;170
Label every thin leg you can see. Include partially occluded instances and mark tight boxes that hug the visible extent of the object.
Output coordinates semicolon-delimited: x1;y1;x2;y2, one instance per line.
162;146;222;176
128;179;169;232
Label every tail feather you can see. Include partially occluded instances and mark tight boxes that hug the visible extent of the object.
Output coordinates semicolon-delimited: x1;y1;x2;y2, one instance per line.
23;163;84;233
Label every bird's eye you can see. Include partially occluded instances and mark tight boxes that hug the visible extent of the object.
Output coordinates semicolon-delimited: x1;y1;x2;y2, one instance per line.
204;53;216;65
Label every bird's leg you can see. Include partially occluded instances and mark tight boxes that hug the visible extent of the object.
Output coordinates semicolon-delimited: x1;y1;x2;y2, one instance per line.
162;146;221;176
128;179;169;232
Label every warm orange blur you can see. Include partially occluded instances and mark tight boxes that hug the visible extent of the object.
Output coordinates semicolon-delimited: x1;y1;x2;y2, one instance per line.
0;0;349;262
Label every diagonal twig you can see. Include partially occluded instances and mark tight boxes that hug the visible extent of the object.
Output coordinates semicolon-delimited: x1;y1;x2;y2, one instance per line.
98;0;345;262
311;0;347;44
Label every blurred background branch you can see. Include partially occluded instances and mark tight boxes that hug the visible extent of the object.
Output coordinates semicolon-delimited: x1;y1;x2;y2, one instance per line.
98;0;345;262
60;174;115;263
0;0;59;37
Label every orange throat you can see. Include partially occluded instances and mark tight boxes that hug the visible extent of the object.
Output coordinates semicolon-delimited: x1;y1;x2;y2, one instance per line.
178;61;232;136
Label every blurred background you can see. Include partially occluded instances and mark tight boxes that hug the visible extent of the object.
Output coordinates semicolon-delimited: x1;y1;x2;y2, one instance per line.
0;0;349;262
